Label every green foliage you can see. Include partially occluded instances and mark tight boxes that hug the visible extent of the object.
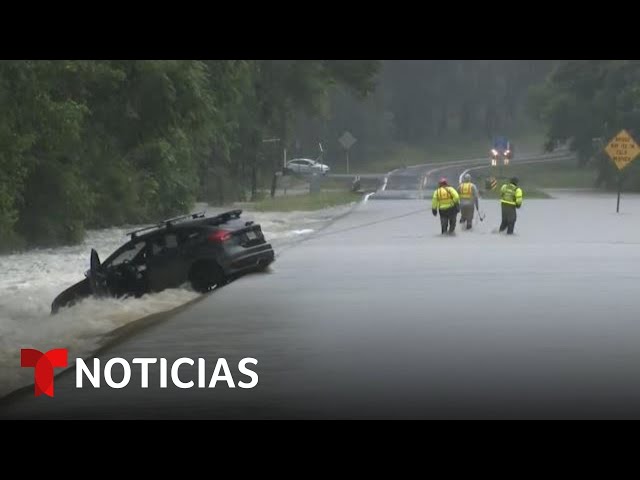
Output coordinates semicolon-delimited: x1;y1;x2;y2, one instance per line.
0;60;381;251
7;59;591;250
529;60;640;188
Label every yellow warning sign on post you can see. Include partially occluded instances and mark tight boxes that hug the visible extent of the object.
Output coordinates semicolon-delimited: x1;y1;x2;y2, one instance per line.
605;129;640;170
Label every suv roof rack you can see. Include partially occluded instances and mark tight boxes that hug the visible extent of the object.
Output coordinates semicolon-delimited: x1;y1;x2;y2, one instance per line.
207;209;242;225
126;211;206;239
163;211;206;226
126;210;243;240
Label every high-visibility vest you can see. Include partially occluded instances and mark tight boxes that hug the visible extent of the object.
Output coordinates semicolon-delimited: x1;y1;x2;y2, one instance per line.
500;183;523;206
432;186;459;210
459;182;474;199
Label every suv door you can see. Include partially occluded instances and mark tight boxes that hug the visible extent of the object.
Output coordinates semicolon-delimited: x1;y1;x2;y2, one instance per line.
101;240;149;296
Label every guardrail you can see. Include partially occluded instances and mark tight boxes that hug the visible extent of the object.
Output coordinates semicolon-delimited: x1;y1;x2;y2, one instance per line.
457;153;577;185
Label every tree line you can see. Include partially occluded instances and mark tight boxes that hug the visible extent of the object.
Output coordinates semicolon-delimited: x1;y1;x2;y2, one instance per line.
527;60;640;190
291;60;557;170
2;60;635;251
0;60;379;250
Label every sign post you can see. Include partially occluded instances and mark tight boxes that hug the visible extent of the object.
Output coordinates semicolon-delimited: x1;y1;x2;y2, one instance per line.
338;131;357;174
604;129;640;213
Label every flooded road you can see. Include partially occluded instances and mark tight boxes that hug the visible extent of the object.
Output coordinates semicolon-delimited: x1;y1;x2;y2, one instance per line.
0;204;355;397
4;186;640;418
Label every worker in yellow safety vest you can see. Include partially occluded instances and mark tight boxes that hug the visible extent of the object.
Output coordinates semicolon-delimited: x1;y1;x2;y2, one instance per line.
432;177;460;235
458;173;480;230
499;177;523;235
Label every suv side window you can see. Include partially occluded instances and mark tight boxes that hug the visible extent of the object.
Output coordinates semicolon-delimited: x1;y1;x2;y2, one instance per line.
150;233;179;257
106;241;147;267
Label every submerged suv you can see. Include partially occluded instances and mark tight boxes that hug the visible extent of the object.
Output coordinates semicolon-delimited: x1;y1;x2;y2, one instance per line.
51;210;275;314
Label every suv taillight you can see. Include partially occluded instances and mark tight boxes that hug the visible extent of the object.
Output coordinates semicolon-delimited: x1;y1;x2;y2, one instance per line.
208;230;232;243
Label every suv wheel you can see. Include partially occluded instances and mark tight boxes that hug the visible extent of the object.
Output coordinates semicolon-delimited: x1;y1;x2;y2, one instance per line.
189;261;225;293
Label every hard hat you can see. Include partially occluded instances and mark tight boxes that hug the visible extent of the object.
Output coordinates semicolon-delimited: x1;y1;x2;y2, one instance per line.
463;173;471;182
510;177;519;185
438;177;448;185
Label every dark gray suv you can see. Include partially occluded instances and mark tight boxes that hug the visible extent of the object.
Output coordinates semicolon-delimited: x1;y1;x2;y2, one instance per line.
51;210;275;313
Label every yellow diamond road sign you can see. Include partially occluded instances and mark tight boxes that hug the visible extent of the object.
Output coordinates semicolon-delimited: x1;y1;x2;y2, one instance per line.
605;129;640;170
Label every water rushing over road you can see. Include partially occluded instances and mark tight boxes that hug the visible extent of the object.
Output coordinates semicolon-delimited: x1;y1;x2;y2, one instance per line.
0;203;355;397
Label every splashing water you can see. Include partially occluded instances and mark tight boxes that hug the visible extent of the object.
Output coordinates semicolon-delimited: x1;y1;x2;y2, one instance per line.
0;203;355;397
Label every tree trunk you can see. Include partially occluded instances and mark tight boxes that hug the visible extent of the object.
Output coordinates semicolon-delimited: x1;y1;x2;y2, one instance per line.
250;160;258;201
271;110;288;198
270;171;278;198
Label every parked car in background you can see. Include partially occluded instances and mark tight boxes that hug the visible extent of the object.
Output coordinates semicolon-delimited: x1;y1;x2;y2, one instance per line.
285;158;330;175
